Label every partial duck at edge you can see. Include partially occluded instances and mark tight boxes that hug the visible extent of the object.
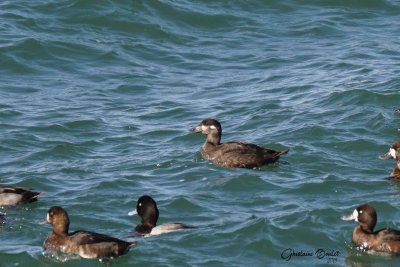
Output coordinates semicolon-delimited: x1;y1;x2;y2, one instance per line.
0;185;43;206
342;203;400;254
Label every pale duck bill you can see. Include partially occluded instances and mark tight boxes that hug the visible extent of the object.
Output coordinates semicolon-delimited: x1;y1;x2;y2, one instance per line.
378;148;396;160
128;209;138;216
341;209;358;221
190;125;202;133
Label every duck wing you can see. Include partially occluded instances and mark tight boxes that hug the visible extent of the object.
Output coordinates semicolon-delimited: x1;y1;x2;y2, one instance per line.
149;223;194;236
0;185;42;205
376;228;400;242
68;231;136;258
214;141;287;168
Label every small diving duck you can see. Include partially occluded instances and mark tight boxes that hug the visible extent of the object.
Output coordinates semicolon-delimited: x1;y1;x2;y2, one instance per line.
128;195;193;236
0;185;43;206
42;206;136;259
342;204;400;254
379;141;400;179
190;118;289;168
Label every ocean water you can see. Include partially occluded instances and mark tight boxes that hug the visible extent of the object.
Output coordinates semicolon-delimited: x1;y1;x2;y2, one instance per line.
1;0;400;266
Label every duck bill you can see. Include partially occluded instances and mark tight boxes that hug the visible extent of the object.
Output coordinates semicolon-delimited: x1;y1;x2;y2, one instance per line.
379;148;397;160
190;125;202;133
39;213;51;225
379;152;391;160
341;209;358;221
128;209;138;216
38;219;49;225
341;214;356;221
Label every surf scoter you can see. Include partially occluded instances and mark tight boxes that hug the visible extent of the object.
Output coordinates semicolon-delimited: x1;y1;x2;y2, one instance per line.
191;118;289;168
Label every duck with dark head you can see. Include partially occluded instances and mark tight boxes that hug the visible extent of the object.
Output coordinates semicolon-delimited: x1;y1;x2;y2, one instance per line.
342;204;400;254
191;118;289;168
42;206;136;259
128;195;193;236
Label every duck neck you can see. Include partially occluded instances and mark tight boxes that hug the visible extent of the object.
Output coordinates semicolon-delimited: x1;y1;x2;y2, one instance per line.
391;163;400;178
206;132;221;146
53;222;69;236
359;223;374;234
141;218;156;228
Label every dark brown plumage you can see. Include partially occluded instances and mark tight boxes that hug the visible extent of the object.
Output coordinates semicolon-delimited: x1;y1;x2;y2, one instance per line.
342;204;400;254
43;206;136;259
379;141;400;179
0;185;43;206
190;118;289;168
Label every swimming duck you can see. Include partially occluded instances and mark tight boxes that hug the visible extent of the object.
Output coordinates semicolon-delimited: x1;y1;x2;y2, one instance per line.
190;118;289;168
379;141;400;179
0;185;43;206
342;204;400;254
42;206;136;259
128;195;193;236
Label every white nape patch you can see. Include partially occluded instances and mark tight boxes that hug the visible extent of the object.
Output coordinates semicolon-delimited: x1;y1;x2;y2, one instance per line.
390;148;397;159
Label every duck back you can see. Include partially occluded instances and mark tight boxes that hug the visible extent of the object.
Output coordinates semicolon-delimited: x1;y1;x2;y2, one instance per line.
203;141;288;168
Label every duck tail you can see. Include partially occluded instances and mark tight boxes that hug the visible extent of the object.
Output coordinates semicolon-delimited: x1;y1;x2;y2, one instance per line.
128;241;138;249
278;148;289;156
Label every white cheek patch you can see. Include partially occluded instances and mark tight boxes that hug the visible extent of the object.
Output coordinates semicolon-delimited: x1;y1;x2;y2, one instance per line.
209;125;217;130
46;213;50;223
201;125;208;131
390;148;397;159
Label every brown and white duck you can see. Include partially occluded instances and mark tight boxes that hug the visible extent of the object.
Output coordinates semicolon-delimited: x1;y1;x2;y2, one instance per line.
0;185;43;206
379;141;400;178
42;206;136;259
191;118;289;168
128;195;193;236
342;204;400;254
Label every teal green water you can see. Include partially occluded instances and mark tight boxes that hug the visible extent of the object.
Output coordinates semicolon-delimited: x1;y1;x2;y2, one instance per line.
1;0;400;266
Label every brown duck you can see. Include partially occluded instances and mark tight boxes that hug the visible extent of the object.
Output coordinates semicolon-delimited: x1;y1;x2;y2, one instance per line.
42;206;136;259
379;141;400;178
191;118;289;168
342;204;400;254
